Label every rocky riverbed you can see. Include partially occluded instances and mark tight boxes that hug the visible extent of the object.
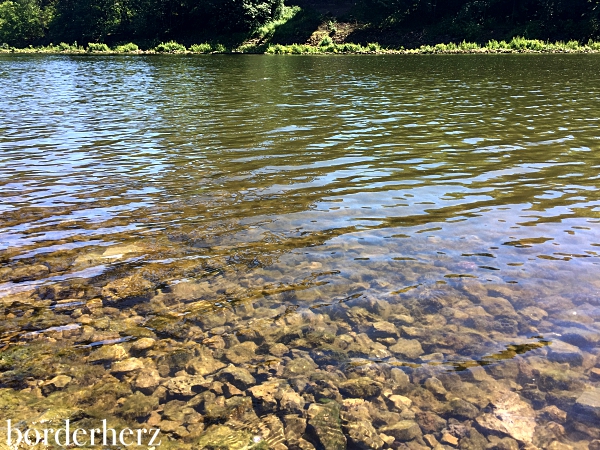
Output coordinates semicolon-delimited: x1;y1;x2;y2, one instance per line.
1;238;599;450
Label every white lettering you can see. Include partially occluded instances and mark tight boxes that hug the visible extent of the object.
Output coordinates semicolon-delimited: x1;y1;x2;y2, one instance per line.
6;420;23;446
102;420;117;446
148;428;162;446
42;427;54;445
73;428;87;446
119;428;133;446
55;419;71;446
90;428;100;445
136;428;148;445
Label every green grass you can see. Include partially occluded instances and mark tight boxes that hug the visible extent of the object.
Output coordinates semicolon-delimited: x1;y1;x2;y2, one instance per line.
154;40;186;53
2;37;600;55
114;42;139;53
87;42;110;52
190;43;212;53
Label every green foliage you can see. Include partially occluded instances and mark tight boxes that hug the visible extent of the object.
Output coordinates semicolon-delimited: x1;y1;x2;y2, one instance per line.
0;0;51;46
154;40;186;53
319;35;332;47
253;5;299;40
265;41;383;54
87;42;109;52
588;39;600;50
190;43;212;53
212;43;226;53
114;42;138;52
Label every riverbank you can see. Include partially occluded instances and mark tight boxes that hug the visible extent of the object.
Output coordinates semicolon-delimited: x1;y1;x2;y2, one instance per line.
2;37;600;55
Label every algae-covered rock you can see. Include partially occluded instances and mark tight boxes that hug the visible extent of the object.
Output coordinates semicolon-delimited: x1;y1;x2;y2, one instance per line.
89;344;127;362
119;391;158;419
102;274;154;303
307;401;347;450
196;425;254;450
339;377;383;399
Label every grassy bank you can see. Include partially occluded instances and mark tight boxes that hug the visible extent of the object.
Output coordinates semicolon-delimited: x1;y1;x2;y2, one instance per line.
2;37;600;55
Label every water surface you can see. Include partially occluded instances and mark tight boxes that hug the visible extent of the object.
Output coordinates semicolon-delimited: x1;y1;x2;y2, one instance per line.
1;54;600;449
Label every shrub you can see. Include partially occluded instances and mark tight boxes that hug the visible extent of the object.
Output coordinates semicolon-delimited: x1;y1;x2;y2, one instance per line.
87;42;110;52
565;40;580;50
367;42;380;52
319;35;332;47
212;43;226;53
458;40;478;51
190;43;211;53
115;42;138;52
587;40;600;50
154;40;186;53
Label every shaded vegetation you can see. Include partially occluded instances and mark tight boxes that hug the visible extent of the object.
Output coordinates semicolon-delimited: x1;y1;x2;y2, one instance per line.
1;0;599;49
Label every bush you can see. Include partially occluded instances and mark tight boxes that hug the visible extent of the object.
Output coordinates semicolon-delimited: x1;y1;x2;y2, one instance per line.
154;40;186;53
367;42;380;52
565;40;580;50
212;43;226;53
458;40;478;51
115;42;138;52
87;42;109;52
587;39;600;50
319;35;332;47
190;43;212;53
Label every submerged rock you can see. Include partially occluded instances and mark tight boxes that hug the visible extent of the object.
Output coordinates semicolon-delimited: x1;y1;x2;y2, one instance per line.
102;274;154;303
379;420;421;442
338;377;383;399
574;387;600;419
215;365;256;390
389;338;424;359
306;402;347;450
475;391;536;443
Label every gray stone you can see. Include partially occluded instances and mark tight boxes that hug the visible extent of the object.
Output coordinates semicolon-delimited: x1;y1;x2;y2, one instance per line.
186;353;226;376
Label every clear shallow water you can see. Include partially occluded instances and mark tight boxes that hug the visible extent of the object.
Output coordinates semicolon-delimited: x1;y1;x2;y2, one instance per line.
1;54;600;449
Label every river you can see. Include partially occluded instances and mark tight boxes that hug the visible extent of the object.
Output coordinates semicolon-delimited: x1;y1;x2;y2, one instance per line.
1;53;599;449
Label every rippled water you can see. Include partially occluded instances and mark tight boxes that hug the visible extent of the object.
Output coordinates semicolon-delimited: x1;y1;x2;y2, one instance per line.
1;54;600;449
